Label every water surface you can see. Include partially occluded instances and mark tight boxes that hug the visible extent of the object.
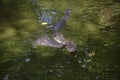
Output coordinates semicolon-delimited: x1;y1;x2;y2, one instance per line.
0;0;120;80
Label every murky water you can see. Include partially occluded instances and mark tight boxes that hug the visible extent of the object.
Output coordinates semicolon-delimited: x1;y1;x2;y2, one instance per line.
0;0;120;80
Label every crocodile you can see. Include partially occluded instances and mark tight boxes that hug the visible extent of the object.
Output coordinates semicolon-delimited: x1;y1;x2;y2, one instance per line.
33;33;76;52
34;36;63;48
33;8;76;52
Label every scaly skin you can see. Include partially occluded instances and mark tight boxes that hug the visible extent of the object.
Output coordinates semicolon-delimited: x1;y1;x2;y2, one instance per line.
34;36;63;48
53;8;71;32
52;32;66;45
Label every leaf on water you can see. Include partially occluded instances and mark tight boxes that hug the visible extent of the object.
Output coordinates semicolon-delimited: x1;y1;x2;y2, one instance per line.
74;55;77;58
88;51;95;57
87;59;92;62
41;22;48;25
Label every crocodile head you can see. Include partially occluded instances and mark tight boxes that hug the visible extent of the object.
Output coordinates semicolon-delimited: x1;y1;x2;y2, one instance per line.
66;40;76;52
52;32;66;45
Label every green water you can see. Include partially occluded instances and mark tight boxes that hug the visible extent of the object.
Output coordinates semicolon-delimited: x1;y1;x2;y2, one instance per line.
0;0;120;80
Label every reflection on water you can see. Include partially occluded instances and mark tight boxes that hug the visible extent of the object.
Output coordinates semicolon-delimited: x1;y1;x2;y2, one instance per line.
0;0;120;80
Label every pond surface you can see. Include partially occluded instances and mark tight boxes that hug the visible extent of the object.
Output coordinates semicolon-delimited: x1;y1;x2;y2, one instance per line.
0;0;120;80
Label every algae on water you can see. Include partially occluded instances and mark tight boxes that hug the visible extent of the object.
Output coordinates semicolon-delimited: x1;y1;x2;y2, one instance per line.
0;0;120;80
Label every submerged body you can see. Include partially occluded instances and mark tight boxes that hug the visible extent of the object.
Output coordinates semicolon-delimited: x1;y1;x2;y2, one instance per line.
34;36;63;48
53;8;71;32
53;20;66;32
34;32;66;48
52;32;66;45
33;33;76;52
63;8;71;20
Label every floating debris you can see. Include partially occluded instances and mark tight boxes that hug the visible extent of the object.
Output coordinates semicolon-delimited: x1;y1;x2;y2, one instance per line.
41;22;48;25
74;54;77;58
87;59;92;62
81;64;86;68
88;51;95;57
25;58;30;62
78;59;82;63
49;70;53;72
